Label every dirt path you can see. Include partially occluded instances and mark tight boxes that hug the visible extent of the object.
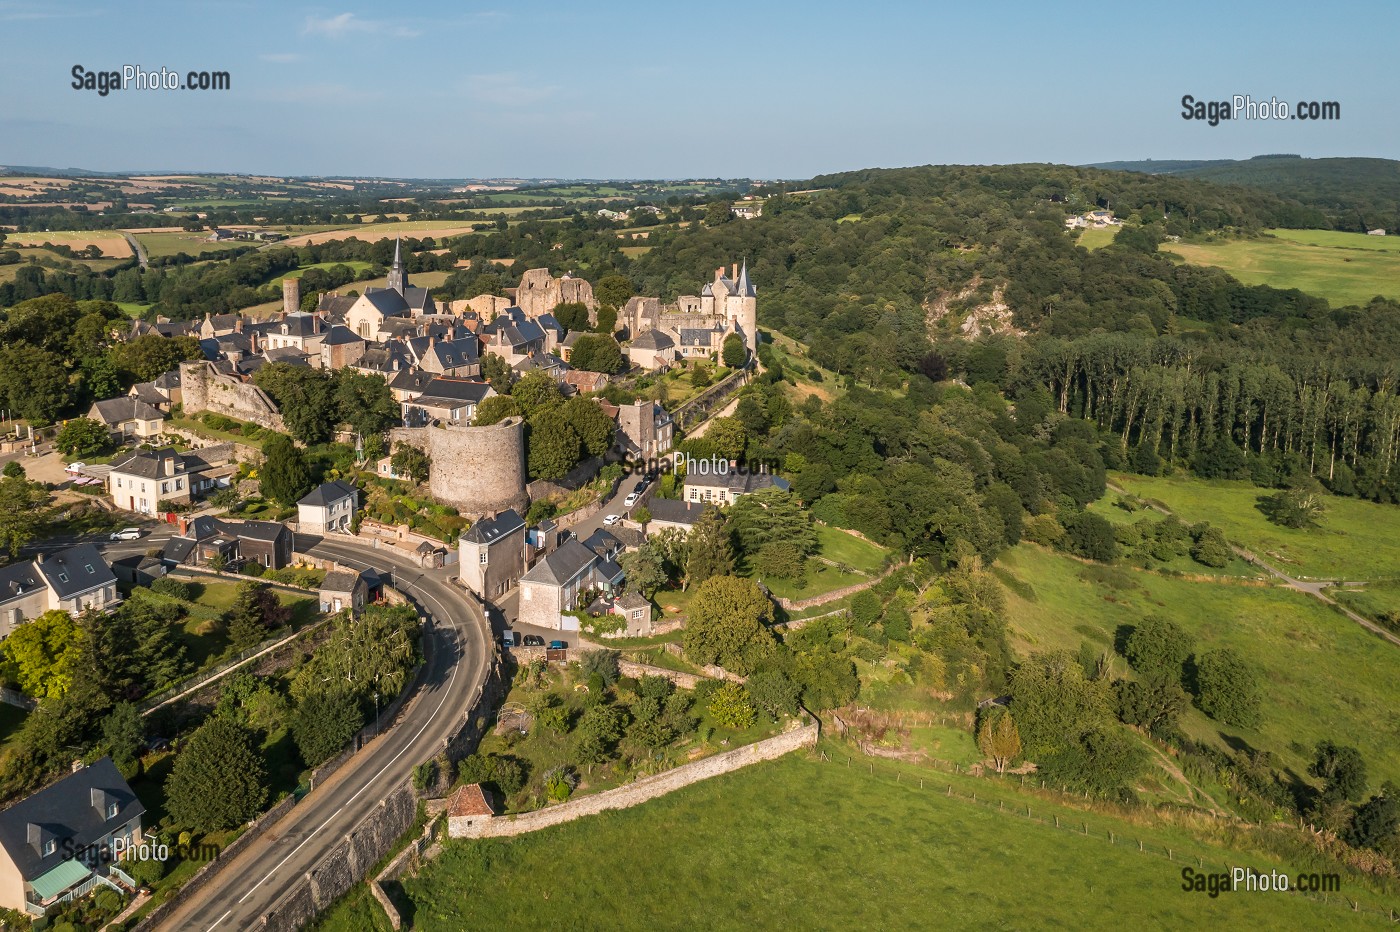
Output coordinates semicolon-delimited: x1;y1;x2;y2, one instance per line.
1106;482;1400;649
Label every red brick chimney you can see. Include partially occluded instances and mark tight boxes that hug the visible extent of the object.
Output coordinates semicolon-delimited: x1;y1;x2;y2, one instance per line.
234;317;244;333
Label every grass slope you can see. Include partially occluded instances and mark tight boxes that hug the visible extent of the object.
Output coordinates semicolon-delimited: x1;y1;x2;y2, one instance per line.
315;752;1389;931
1162;230;1400;307
994;544;1400;788
1111;473;1400;580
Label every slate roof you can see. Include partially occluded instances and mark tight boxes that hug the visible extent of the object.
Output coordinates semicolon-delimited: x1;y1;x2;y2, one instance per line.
91;396;164;426
583;529;622;557
128;383;167;406
317;294;358;317
462;508;524;545
615;591;649;610
362;289;411;318
225;519;289;542
109;448;189;481
645;498;706;526
35;544;116;599
631;328;674;351
161;537;196;565
321;324;362;346
274;313;324;338
679;328;720;347
388;369;436;395
0;757;144;884
0;561;42;604
414;378;494;405
519;539;598;587
319;570;363;594
298;479;357;508
153;369;182;391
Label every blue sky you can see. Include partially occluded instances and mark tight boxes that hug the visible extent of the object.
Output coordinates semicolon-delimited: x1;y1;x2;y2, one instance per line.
0;0;1395;178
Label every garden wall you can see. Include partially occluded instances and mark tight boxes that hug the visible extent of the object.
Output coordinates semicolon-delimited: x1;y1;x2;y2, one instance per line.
449;717;819;839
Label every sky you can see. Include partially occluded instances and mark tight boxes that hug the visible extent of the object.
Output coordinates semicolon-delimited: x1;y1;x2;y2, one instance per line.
0;0;1396;179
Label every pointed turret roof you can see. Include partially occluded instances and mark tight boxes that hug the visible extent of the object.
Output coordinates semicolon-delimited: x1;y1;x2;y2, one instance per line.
738;259;755;297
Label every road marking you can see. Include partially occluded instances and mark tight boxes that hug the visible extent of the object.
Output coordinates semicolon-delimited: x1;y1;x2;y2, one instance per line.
200;548;476;930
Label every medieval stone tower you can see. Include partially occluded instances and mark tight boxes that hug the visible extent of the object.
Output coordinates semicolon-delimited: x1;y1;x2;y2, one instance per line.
389;417;528;518
282;276;301;316
699;261;758;353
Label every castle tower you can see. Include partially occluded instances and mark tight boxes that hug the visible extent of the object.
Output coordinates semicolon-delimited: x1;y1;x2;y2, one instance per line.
282;276;301;316
733;260;757;354
387;237;408;296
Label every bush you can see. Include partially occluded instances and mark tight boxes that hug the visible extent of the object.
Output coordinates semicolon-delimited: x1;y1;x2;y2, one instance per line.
150;577;194;601
708;681;755;729
240;561;266;578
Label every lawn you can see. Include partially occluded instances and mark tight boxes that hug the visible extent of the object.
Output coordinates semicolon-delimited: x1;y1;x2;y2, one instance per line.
1161;229;1400;307
1086;492;1264;579
313;751;1391;931
1077;226;1121;250
128;579;315;671
993;544;1400;789
813;523;889;575
1111;473;1400;580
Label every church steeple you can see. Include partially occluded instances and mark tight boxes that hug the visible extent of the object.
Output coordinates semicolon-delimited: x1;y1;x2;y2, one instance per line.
387;237;408;295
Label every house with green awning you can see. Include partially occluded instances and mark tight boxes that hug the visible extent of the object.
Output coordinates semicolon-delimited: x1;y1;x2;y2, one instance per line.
0;757;143;916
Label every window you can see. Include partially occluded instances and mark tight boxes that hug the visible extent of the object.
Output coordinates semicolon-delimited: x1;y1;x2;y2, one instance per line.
57;572;68;583
175;479;183;490
107;802;119;819
161;482;169;494
115;478;123;489
84;564;93;573
479;552;488;565
42;839;55;856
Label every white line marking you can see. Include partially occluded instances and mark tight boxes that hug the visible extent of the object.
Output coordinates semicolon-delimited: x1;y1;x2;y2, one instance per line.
199;546;481;930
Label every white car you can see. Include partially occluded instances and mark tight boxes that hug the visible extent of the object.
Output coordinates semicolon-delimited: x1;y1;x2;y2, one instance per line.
109;527;142;541
603;514;621;527
623;492;639;508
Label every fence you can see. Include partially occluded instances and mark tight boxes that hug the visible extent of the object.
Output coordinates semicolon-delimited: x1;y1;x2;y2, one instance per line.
811;747;1400;924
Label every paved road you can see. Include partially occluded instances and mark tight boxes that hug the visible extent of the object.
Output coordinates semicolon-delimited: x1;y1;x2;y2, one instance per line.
121;231;149;269
1106;482;1400;649
150;535;491;932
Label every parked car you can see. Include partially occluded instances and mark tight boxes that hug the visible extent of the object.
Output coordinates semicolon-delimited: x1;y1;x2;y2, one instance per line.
500;631;517;649
548;640;568;650
522;635;545;647
623;492;639;507
603;514;621;526
109;527;142;541
634;479;647;493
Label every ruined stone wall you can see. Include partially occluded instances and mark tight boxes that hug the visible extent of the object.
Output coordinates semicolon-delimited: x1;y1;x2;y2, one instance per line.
391;417;527;518
452;295;513;320
450;718;819;839
515;268;597;320
179;361;287;433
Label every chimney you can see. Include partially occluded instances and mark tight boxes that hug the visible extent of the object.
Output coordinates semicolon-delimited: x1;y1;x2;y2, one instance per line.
716;266;725;281
429;334;436;347
234;317;243;333
163;454;175;474
250;331;260;354
34;552;44;565
280;310;288;322
732;263;738;279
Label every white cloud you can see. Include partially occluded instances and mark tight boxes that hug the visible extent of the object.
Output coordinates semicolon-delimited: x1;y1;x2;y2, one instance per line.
302;12;419;39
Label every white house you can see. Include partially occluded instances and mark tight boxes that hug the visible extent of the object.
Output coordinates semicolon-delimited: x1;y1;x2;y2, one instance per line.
297;480;359;534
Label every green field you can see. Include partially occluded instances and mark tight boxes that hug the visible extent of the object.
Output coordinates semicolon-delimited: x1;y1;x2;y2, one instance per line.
269;260;373;284
1162;229;1400;307
314;751;1393;931
1086;493;1264;578
134;231;247;258
1077;226;1121;250
994;544;1400;789
1111;473;1400;580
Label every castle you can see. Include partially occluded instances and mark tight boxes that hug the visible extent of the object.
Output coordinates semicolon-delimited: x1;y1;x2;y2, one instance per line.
617;262;757;365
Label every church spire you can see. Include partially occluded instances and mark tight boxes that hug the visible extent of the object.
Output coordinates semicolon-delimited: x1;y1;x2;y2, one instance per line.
387;236;408;295
737;258;754;297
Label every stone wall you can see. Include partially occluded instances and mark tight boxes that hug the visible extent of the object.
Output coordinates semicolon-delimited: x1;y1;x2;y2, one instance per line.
390;417;528;518
179;361;287;433
514;268;596;321
450;717;818;839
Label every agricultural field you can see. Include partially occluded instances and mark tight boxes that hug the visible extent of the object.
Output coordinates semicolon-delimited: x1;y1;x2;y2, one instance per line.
272;221;479;249
993;543;1400;788
133;230;247;257
313;751;1391;931
4;229;133;257
1111;473;1400;580
268;260;374;284
1161;229;1400;306
1077;226;1120;250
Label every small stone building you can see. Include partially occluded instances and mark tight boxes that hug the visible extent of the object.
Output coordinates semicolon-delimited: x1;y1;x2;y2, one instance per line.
446;783;497;839
318;569;368;616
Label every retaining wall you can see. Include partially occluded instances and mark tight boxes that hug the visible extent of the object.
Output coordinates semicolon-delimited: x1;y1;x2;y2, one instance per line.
450;718;818;839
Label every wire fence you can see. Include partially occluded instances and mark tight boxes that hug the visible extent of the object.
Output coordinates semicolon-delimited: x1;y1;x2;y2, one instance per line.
813;748;1400;923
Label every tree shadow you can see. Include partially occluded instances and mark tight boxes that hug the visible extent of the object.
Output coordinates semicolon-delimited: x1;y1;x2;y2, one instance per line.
1113;623;1136;659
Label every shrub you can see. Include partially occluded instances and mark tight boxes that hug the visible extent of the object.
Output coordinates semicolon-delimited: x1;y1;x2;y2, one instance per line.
150;577;194;601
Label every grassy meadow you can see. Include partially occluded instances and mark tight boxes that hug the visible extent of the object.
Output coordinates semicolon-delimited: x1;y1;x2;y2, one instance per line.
1111;473;1400;580
993;544;1400;789
134;230;247;258
1162;229;1400;306
1077;226;1121;250
313;750;1395;931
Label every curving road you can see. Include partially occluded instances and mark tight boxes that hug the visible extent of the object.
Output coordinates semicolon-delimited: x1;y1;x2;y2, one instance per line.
150;534;491;931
